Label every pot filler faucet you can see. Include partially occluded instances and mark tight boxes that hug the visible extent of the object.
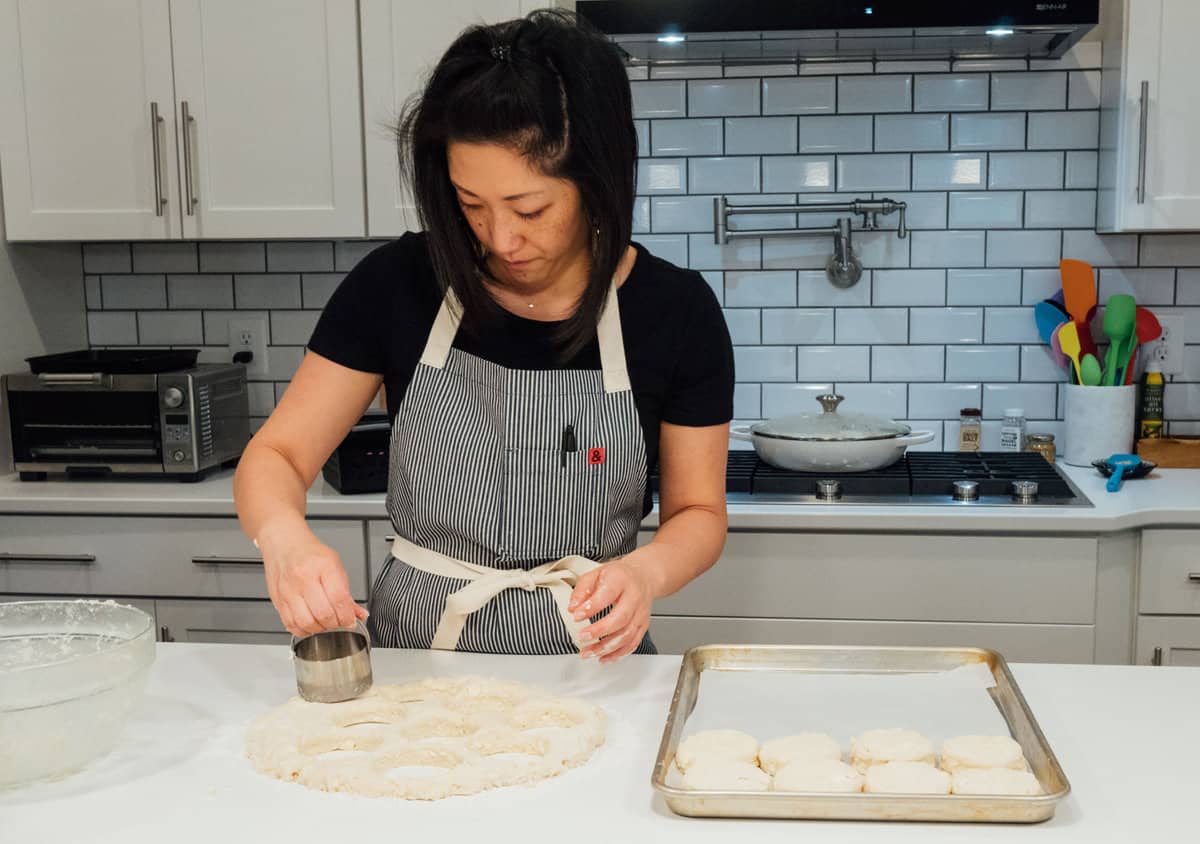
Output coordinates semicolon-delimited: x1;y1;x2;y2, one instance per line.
714;195;907;289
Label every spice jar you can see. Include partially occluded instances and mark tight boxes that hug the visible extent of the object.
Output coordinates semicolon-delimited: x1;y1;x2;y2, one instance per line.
959;408;982;452
1025;433;1056;464
1000;408;1026;452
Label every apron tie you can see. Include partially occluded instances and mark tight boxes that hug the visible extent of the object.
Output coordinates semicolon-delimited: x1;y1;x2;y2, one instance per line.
391;535;601;651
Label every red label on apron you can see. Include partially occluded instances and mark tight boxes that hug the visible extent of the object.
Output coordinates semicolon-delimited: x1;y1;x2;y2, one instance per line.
587;447;606;465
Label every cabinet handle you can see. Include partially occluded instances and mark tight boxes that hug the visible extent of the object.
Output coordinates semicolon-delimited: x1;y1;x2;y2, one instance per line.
181;100;198;215
150;102;167;216
1152;646;1163;666
1136;80;1149;205
1188;573;1200;583
383;535;396;543
160;626;175;642
191;555;263;566
0;552;96;563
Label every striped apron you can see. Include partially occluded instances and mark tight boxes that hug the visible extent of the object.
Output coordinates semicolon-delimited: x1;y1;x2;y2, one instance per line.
367;280;655;655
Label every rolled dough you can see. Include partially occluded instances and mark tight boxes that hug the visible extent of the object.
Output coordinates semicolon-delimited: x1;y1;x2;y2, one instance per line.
245;676;606;800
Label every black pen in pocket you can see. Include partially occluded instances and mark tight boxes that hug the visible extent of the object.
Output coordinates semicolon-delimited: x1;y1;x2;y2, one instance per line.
560;423;577;468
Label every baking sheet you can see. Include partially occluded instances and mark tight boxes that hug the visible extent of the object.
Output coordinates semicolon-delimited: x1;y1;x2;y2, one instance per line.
652;646;1070;823
682;662;1011;750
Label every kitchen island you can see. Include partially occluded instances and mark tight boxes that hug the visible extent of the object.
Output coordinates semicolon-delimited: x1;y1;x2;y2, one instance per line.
3;643;1197;842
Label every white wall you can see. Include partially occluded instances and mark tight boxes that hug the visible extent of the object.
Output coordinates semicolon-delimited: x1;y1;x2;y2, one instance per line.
0;180;87;472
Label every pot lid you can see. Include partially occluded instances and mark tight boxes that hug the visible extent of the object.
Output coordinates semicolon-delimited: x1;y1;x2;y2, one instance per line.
752;394;911;442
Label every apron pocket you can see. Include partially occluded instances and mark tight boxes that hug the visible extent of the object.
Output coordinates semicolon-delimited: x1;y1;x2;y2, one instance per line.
501;448;606;562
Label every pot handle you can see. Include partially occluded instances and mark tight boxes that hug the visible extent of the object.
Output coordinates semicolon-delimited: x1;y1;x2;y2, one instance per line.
730;424;755;443
897;430;936;446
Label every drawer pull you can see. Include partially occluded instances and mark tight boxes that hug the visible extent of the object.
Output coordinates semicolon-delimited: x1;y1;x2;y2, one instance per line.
0;552;97;563
383;535;396;543
191;555;263;566
1188;573;1200;583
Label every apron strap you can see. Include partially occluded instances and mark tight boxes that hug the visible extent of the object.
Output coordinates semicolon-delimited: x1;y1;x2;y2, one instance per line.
596;281;631;394
417;278;632;394
391;535;601;651
418;287;462;369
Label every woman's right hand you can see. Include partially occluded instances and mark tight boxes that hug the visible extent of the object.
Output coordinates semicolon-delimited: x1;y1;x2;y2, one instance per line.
257;525;368;637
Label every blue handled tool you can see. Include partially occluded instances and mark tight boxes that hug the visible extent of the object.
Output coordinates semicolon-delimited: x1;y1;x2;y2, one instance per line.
1103;453;1142;493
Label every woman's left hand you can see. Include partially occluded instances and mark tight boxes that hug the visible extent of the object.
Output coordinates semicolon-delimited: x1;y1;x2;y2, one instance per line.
568;552;658;664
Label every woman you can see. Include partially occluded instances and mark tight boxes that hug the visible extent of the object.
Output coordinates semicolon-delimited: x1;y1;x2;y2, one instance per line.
234;10;733;664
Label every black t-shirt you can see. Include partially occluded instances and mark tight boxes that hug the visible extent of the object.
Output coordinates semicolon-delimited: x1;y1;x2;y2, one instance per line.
308;232;734;514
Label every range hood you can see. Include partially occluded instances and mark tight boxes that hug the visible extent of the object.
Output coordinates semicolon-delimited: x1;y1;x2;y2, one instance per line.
576;1;1099;66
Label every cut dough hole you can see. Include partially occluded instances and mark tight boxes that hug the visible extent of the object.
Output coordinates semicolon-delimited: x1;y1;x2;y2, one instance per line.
316;749;375;762
385;766;450;781
401;715;480;740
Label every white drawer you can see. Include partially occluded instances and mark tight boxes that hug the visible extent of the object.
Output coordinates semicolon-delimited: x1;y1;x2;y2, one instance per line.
0;516;368;601
1139;529;1200;615
649;615;1096;664
366;520;394;595
155;598;291;646
653;532;1098;625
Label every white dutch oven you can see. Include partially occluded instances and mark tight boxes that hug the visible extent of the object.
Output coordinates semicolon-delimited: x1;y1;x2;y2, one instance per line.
731;394;935;473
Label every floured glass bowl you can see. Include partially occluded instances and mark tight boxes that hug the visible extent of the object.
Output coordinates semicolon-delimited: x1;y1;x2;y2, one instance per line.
0;600;155;788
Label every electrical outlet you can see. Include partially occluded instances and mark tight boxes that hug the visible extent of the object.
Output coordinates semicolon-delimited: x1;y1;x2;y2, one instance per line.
227;316;268;376
1149;314;1185;375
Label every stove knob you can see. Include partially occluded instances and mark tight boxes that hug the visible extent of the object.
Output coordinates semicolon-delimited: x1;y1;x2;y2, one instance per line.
815;479;842;501
162;386;184;408
1012;480;1039;503
952;480;980;501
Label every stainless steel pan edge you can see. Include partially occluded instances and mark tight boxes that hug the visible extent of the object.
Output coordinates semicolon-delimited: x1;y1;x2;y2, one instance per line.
650;644;1071;824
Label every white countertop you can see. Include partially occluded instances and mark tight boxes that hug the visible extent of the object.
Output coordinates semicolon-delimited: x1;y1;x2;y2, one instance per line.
3;643;1197;843
1;462;1198;532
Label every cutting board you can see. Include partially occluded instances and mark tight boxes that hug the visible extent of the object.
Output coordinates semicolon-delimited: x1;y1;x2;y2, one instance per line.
1136;436;1200;468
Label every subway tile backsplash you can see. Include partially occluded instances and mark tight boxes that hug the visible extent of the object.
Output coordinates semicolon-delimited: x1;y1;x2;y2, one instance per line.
81;46;1199;442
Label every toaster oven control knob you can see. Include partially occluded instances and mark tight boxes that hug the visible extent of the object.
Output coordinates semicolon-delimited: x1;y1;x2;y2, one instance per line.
163;386;184;408
952;480;980;501
172;449;186;462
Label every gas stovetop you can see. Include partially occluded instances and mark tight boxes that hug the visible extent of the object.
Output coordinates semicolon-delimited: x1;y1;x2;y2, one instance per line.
655;451;1092;507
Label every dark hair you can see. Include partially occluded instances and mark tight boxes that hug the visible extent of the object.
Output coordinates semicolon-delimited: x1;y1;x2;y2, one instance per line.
396;8;637;359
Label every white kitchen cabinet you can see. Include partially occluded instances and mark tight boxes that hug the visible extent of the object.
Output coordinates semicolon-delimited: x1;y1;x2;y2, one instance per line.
649;616;1096;664
1135;616;1200;667
1098;0;1200;231
1138;528;1200;615
0;0;363;241
155;598;290;645
0;0;181;240
169;0;364;239
653;532;1098;625
360;0;524;237
0;515;369;601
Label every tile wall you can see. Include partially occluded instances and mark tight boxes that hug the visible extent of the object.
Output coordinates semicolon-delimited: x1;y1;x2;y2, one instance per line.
81;42;1200;445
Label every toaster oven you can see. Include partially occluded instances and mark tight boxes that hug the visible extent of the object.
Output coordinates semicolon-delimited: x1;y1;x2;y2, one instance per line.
4;359;250;481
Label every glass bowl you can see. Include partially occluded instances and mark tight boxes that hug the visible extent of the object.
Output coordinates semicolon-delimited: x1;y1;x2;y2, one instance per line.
0;600;156;788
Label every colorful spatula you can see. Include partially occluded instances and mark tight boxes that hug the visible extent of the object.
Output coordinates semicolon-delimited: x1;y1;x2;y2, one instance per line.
1058;321;1084;384
1124;306;1163;385
1061;259;1098;325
